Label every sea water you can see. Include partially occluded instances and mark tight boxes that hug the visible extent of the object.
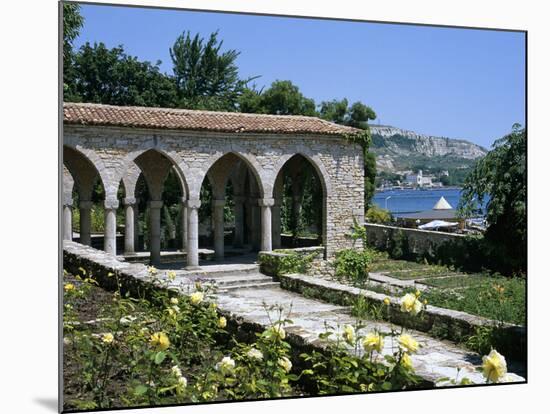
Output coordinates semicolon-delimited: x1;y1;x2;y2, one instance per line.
372;188;462;216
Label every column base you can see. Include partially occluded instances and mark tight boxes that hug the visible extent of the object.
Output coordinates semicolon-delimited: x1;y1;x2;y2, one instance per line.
185;265;202;271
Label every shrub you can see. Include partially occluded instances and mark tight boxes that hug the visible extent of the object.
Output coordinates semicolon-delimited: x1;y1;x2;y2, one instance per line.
334;248;373;285
258;250;315;277
301;323;423;394
365;205;392;224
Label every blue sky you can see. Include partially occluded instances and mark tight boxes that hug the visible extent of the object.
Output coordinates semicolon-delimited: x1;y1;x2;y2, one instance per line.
74;3;526;149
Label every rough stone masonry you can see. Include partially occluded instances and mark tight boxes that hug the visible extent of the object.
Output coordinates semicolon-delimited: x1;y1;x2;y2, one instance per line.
63;102;365;268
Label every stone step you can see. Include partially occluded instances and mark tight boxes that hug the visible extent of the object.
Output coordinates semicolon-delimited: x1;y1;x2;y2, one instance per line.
185;264;260;278
206;273;274;287
217;281;280;292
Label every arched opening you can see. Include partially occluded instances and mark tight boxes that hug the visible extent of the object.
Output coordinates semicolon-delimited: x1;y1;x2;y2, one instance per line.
273;154;326;251
130;149;186;265
198;153;264;262
63;145;109;250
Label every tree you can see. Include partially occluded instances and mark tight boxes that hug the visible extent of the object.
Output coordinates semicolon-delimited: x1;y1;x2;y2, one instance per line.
62;3;84;98
459;124;526;275
239;81;316;116
170;30;253;111
67;42;177;107
319;99;376;127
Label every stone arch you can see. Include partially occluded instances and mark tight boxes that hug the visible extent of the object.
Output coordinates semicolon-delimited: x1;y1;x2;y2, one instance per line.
63;165;75;206
271;152;330;252
192;151;266;200
269;152;332;199
63;145;106;201
115;147;190;201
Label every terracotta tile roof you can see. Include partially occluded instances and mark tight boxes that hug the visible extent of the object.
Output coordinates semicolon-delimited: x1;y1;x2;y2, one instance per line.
63;102;361;136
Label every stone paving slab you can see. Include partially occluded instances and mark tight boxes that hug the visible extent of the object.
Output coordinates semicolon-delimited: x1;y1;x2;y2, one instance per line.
369;272;429;290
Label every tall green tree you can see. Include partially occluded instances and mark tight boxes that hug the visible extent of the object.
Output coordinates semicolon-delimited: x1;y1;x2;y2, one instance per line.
170;30;253;111
62;2;84;99
67;42;178;107
239;81;316;116
459;124;527;275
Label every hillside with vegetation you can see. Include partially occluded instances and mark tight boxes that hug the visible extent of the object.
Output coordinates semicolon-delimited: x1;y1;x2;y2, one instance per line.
370;125;487;185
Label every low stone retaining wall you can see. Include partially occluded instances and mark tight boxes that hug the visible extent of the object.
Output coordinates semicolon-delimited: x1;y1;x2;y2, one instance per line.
279;273;526;362
258;247;333;278
364;223;465;258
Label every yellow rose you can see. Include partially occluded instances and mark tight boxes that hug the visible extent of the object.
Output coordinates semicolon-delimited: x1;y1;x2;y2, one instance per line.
362;332;384;353
383;297;391;306
167;270;177;281
218;316;227;329
102;333;114;344
64;283;75;292
189;291;204;305
400;293;422;315
401;353;414;370
170;297;179;305
147;266;158;276
278;356;292;373
342;324;355;345
216;356;235;374
150;332;170;350
482;349;507;383
266;325;286;340
398;334;419;353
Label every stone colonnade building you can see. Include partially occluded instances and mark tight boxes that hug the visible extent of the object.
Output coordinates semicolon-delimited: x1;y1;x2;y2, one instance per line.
63;102;365;269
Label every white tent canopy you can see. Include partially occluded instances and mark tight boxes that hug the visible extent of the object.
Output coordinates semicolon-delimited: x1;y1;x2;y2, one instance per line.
432;196;453;210
418;220;459;230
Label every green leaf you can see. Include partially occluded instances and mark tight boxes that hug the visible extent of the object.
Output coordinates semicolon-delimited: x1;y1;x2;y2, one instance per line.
381;381;393;390
134;385;148;396
154;351;166;365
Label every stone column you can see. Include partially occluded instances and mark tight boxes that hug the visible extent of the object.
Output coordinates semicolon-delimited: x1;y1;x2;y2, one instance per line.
259;198;275;252
213;199;225;260
63;201;73;241
123;197;136;255
272;198;282;249
79;200;93;246
180;198;188;251
249;198;261;251
133;199;140;251
186;199;201;269
233;195;245;248
292;193;303;234
148;200;163;265
104;198;119;256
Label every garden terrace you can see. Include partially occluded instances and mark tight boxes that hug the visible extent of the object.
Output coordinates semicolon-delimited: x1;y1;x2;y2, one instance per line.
64;241;525;387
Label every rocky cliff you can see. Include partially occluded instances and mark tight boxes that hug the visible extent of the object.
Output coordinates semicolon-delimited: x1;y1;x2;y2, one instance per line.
369;125;488;173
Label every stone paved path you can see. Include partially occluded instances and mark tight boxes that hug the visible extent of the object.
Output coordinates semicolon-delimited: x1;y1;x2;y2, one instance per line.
211;284;523;386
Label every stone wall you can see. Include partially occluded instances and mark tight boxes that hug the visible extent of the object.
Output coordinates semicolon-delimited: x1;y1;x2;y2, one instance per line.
64;125;365;256
364;223;465;258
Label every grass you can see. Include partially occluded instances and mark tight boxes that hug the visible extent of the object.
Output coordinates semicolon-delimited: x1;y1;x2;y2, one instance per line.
423;276;526;325
358;250;526;325
418;274;487;289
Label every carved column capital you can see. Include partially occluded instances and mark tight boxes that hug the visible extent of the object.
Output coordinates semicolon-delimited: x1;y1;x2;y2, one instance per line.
186;199;201;210
258;198;275;207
